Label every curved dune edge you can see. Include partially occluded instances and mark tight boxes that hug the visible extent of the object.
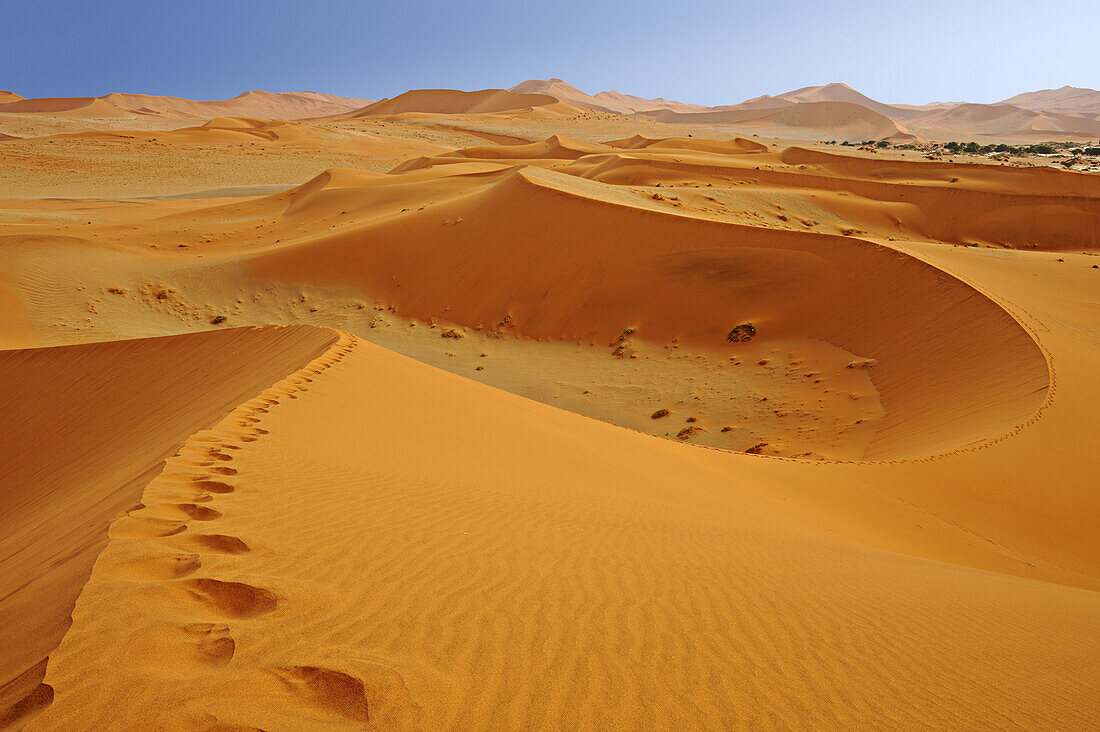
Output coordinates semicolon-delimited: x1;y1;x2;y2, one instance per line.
0;325;339;729
29;332;1099;729
247;162;1050;461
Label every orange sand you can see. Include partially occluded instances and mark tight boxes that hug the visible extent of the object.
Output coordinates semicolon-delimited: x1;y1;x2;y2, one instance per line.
1;85;1098;729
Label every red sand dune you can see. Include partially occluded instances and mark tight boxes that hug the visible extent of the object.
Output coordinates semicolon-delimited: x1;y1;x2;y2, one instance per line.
1;101;1097;728
0;326;336;726
345;88;574;117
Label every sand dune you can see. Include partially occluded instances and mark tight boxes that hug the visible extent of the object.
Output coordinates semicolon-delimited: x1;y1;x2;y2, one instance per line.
29;321;1100;728
510;78;709;114
0;97;131;116
100;90;375;119
606;134;768;153
512;79;1100;141
768;82;921;120
2;94;1098;729
910;102;1100;137
749;102;911;140
633;102;911;142
240;161;1047;462
0;91;373;121
346;88;570;117
998;85;1100;115
0;326;336;727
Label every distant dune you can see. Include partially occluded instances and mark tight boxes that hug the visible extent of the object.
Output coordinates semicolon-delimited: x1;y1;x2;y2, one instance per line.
607;133;768;153
7;81;1099;140
998;85;1100;115
747;101;912;140
909;102;1100;137
0;97;132;116
510;79;1100;141
0;91;373;121
345;88;570;117
767;82;922;120
510;78;709;114
634;101;911;142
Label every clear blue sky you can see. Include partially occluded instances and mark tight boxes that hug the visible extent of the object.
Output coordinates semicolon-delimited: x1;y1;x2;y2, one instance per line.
2;0;1096;105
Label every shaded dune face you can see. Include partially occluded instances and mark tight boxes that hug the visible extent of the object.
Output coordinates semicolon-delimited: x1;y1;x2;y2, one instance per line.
0;325;336;725
249;161;1049;460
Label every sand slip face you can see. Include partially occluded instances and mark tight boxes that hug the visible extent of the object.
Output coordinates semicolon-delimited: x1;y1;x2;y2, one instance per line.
0;326;337;727
33;328;1099;729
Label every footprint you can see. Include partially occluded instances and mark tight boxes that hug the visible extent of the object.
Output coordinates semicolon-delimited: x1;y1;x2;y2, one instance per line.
271;666;369;723
182;534;250;555
210;466;238;476
114;553;201;580
181;579;277;618
183;623;235;666
134;623;236;675
193;479;234;494
207;451;234;462
115;517;187;538
178;504;223;521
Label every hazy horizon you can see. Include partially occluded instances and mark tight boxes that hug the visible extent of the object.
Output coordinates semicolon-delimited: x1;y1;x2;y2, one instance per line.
3;0;1097;106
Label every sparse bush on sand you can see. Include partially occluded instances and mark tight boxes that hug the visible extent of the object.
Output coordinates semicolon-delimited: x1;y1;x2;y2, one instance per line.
441;328;463;339
677;426;704;439
745;442;768;454
651;408;670;419
727;323;756;343
210;315;227;325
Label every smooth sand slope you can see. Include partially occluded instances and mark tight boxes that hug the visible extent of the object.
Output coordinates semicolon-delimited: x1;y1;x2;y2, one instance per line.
0;326;337;727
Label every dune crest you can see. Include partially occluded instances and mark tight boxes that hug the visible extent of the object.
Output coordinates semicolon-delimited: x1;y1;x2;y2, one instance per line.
0;326;337;727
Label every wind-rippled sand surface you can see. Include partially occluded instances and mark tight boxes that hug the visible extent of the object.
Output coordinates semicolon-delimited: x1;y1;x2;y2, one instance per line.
2;88;1098;729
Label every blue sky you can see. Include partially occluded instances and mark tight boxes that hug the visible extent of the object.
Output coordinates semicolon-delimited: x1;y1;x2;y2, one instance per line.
2;0;1096;105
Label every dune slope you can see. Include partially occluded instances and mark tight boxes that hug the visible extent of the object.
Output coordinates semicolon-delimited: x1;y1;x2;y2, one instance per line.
31;332;1099;729
0;326;337;727
247;163;1048;460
